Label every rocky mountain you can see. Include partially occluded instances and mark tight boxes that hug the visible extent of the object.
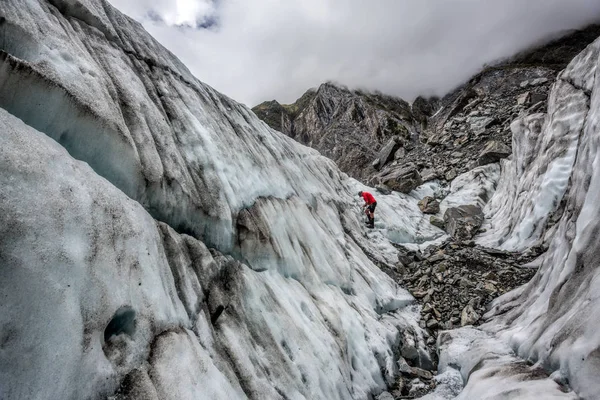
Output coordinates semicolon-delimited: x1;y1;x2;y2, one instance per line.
253;83;431;182
3;1;600;400
254;25;600;194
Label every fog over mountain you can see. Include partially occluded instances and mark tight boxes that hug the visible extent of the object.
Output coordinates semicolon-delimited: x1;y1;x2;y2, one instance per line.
109;0;600;105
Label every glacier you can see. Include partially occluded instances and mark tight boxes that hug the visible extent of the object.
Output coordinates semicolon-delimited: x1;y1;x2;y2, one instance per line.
3;0;600;399
0;1;444;399
426;36;600;399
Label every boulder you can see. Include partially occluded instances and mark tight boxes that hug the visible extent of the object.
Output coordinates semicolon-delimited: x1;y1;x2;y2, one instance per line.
517;91;531;105
375;184;392;195
373;137;401;170
460;305;480;326
376;392;394;400
397;358;434;380
420;168;438;182
478;140;511;166
469;116;496;135
418;196;440;214
443;205;484;240
530;92;548;105
377;163;422;193
394;146;407;160
445;168;457;181
430;216;445;229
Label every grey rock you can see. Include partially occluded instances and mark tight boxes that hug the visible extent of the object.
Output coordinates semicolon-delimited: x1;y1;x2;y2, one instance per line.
418;196;440;214
443;205;484;240
376;392;394;400
398;358;434;380
531;92;548;104
374;137;402;170
460;305;480;326
531;77;549;86
394;146;407;160
430;216;445;229
469;116;497;135
377;163;423;193
426;318;439;329
517;91;531;105
478;140;511;166
375;184;392;195
254;83;416;183
445;168;457;181
420;168;438;182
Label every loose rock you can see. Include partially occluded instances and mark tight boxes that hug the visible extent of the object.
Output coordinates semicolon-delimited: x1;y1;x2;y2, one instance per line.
418;196;440;214
478;140;511;166
443;205;484;240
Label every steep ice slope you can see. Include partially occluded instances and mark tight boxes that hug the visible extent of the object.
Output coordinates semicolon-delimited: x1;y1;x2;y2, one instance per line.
477;54;593;251
0;1;442;399
0;103;422;400
431;37;600;399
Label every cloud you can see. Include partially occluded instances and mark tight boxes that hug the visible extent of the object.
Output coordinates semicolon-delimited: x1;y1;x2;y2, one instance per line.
108;0;600;106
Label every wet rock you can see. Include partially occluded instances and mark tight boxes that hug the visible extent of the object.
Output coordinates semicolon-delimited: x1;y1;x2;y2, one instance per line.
430;216;445;229
377;163;422;193
443;205;484;241
478;140;511;166
418;196;440;214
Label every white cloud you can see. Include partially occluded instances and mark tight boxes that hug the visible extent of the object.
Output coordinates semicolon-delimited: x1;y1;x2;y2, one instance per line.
108;0;600;106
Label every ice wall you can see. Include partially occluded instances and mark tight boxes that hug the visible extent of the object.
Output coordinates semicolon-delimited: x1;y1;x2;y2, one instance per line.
476;61;591;251
0;1;440;399
436;36;600;399
0;105;421;400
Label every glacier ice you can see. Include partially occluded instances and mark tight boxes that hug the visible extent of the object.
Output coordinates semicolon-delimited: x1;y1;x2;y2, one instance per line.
0;106;430;399
3;0;600;399
0;1;448;399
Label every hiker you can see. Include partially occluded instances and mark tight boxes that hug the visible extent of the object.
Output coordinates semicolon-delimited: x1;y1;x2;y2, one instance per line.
358;191;377;228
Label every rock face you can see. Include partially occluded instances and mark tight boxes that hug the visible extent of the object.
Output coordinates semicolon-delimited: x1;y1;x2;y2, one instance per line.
254;26;600;190
443;205;484;240
0;2;430;399
253;83;420;182
376;163;423;193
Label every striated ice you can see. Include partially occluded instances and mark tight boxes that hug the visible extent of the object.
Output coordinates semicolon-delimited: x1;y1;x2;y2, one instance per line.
431;36;600;399
0;1;441;399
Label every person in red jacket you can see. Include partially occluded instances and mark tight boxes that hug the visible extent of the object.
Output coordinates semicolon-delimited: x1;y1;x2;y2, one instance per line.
358;191;377;228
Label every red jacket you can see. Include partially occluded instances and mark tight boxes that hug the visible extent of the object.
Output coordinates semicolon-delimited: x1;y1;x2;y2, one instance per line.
361;192;376;205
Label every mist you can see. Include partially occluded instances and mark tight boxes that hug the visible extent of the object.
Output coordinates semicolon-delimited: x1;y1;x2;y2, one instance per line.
109;0;600;106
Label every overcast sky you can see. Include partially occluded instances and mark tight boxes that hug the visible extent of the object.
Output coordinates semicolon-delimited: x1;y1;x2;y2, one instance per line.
109;0;600;106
